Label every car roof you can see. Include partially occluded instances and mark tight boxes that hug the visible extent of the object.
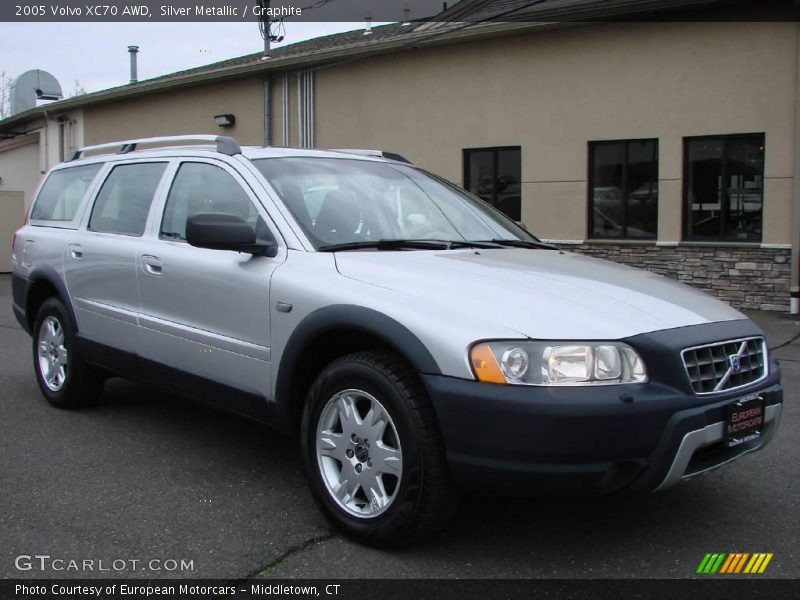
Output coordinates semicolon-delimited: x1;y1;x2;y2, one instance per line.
52;135;413;169
241;146;395;161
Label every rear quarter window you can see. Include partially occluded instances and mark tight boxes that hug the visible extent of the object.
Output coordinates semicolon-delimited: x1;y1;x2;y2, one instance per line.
30;163;103;222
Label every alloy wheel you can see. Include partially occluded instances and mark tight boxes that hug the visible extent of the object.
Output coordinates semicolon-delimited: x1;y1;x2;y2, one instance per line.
37;315;68;392
315;389;403;518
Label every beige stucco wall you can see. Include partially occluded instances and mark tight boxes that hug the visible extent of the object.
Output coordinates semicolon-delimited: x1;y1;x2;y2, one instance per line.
0;191;25;272
0;134;42;211
74;21;798;245
313;21;798;245
0;108;87;268
83;77;266;146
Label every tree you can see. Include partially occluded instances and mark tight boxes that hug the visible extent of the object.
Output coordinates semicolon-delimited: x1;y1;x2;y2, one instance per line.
70;79;87;97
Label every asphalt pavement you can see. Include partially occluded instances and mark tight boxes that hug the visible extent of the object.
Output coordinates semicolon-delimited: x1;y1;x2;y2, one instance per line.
1;274;797;579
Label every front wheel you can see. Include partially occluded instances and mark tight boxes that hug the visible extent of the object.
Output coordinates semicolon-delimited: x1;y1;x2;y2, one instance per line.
301;351;457;546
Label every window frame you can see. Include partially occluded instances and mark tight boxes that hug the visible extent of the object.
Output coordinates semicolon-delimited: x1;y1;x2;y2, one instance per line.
86;160;170;237
28;161;105;228
587;138;659;241
157;158;279;246
462;146;522;221
682;132;766;243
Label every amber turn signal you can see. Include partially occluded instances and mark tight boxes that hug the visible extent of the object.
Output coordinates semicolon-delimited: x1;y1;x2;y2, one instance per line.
470;343;507;384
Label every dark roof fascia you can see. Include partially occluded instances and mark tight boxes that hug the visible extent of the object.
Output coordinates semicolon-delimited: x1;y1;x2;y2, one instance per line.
0;21;549;130
0;0;751;131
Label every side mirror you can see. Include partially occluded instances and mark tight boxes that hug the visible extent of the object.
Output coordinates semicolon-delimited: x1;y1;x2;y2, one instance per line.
186;213;276;257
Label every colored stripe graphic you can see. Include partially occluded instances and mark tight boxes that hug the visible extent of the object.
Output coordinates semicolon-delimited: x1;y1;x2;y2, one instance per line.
697;554;713;574
744;554;761;573
759;554;773;573
700;554;718;573
733;553;750;573
698;553;773;574
710;553;727;573
720;553;738;574
697;553;727;574
719;554;736;574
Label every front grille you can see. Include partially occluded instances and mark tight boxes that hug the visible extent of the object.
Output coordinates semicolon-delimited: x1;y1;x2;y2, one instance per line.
682;337;767;395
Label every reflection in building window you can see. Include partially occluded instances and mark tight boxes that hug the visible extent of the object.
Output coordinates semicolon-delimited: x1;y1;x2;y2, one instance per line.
684;134;764;242
588;139;659;240
463;147;522;221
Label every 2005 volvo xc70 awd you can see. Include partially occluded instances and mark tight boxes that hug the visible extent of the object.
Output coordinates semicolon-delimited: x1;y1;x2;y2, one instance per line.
12;135;783;545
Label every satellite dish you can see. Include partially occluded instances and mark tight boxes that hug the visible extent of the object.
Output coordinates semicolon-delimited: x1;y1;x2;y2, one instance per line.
10;69;63;115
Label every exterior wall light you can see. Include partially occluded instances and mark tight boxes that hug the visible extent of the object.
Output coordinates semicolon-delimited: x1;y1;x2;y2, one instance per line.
214;114;236;127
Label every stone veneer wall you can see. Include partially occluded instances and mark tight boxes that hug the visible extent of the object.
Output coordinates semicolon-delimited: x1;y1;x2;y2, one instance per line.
556;243;791;312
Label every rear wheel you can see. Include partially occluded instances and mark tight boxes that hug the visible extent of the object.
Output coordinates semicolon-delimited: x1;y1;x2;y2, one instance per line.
301;351;457;546
32;297;104;409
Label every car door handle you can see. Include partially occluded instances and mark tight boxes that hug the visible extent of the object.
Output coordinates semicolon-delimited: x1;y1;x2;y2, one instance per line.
141;255;163;276
68;244;83;260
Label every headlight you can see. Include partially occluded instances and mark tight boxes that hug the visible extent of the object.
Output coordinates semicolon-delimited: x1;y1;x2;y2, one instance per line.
470;341;647;386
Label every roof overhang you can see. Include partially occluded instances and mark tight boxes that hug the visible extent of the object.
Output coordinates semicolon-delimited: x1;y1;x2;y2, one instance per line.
0;0;782;132
0;21;573;131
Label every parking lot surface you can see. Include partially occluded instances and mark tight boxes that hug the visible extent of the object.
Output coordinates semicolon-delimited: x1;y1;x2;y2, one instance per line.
1;274;797;579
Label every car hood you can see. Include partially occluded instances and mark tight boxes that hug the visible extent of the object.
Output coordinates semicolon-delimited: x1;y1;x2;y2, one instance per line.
333;248;745;339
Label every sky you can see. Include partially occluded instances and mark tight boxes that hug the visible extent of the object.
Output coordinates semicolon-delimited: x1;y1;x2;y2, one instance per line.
0;22;377;97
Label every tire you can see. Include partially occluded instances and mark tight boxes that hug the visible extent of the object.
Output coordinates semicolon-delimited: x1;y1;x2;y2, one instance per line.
32;296;104;409
301;351;457;546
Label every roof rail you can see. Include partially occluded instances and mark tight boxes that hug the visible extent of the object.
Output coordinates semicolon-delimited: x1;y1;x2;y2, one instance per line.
332;149;412;164
66;135;242;162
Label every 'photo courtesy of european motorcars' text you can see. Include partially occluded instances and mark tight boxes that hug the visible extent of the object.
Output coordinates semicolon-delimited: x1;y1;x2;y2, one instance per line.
11;135;783;546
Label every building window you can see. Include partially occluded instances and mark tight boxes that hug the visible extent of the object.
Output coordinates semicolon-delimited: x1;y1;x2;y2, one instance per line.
463;147;521;221
588;139;658;240
684;134;764;242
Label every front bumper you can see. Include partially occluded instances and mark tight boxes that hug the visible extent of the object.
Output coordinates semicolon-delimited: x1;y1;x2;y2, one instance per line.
422;320;783;494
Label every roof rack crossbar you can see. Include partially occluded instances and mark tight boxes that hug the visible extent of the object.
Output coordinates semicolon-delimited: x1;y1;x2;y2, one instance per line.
67;135;242;162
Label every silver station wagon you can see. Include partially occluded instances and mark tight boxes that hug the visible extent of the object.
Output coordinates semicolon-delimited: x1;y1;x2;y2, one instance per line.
11;135;783;545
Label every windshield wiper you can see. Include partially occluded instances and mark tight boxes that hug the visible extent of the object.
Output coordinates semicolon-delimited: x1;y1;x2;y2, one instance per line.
319;239;450;252
481;239;559;250
318;239;504;252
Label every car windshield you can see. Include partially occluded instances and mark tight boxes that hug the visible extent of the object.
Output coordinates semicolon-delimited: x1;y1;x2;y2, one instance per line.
253;157;540;250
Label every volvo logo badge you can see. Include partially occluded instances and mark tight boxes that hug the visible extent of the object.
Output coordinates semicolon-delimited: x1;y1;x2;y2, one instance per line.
729;354;742;373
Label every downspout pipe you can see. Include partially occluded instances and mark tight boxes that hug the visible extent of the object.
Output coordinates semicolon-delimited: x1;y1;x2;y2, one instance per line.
309;69;314;148
791;22;800;313
282;73;289;145
263;75;272;147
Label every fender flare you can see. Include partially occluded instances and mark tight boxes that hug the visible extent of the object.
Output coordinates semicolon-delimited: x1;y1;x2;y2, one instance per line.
272;304;442;431
24;267;78;333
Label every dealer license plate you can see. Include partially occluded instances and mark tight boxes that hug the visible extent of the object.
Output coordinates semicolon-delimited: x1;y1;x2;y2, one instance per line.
726;395;765;448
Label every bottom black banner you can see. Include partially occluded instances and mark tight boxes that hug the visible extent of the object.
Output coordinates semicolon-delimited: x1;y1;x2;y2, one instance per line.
4;579;800;600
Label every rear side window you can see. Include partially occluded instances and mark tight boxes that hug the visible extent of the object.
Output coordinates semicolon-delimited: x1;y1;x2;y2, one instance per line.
31;163;102;221
89;162;167;236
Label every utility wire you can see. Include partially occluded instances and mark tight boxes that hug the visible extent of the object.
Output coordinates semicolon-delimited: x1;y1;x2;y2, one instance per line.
309;0;556;74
